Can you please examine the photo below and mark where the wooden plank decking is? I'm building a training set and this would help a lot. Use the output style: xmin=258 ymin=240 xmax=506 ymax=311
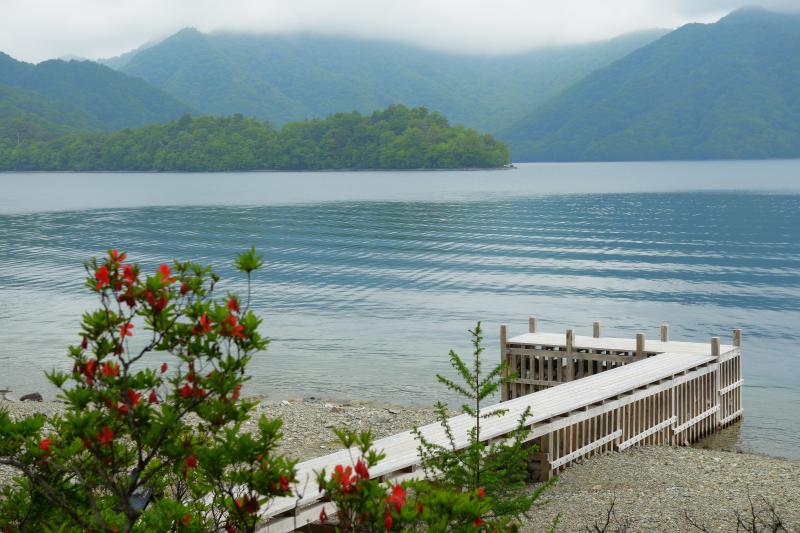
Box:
xmin=258 ymin=325 xmax=743 ymax=532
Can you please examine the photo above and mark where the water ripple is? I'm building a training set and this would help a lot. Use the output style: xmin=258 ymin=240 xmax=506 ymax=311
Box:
xmin=1 ymin=179 xmax=799 ymax=459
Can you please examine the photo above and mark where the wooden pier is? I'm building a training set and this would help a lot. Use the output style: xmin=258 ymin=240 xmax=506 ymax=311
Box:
xmin=259 ymin=320 xmax=743 ymax=532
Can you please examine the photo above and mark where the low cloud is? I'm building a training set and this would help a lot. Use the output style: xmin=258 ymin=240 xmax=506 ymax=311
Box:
xmin=0 ymin=0 xmax=797 ymax=63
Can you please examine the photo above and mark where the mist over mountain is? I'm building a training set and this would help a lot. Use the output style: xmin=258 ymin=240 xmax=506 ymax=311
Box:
xmin=115 ymin=28 xmax=666 ymax=135
xmin=505 ymin=8 xmax=800 ymax=161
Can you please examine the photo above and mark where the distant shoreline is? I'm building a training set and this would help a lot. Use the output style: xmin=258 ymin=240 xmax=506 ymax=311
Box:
xmin=0 ymin=166 xmax=513 ymax=174
xmin=6 ymin=159 xmax=800 ymax=174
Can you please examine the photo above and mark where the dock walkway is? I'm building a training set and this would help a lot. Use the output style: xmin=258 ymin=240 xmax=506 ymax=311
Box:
xmin=259 ymin=322 xmax=743 ymax=532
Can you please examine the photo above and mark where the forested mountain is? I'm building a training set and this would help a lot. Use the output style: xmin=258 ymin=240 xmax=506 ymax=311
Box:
xmin=0 ymin=84 xmax=99 ymax=142
xmin=116 ymin=29 xmax=666 ymax=134
xmin=505 ymin=9 xmax=800 ymax=161
xmin=0 ymin=105 xmax=509 ymax=171
xmin=0 ymin=52 xmax=192 ymax=137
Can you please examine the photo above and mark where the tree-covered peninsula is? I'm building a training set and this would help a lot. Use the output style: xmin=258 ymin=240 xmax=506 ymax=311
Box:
xmin=0 ymin=105 xmax=509 ymax=171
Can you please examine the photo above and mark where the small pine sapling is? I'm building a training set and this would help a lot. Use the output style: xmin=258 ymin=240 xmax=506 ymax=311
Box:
xmin=413 ymin=322 xmax=552 ymax=527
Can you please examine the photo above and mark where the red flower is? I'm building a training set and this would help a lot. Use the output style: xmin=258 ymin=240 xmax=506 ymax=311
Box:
xmin=122 ymin=264 xmax=136 ymax=285
xmin=95 ymin=265 xmax=110 ymax=289
xmin=96 ymin=426 xmax=114 ymax=446
xmin=39 ymin=438 xmax=52 ymax=453
xmin=477 ymin=486 xmax=486 ymax=499
xmin=232 ymin=385 xmax=241 ymax=400
xmin=117 ymin=403 xmax=129 ymax=415
xmin=179 ymin=384 xmax=193 ymax=398
xmin=180 ymin=282 xmax=190 ymax=295
xmin=100 ymin=361 xmax=119 ymax=378
xmin=145 ymin=289 xmax=167 ymax=313
xmin=127 ymin=388 xmax=141 ymax=407
xmin=109 ymin=249 xmax=127 ymax=263
xmin=181 ymin=514 xmax=191 ymax=527
xmin=161 ymin=362 xmax=168 ymax=373
xmin=355 ymin=459 xmax=369 ymax=479
xmin=187 ymin=372 xmax=195 ymax=383
xmin=83 ymin=359 xmax=97 ymax=383
xmin=194 ymin=313 xmax=212 ymax=335
xmin=158 ymin=263 xmax=174 ymax=284
xmin=186 ymin=454 xmax=197 ymax=469
xmin=227 ymin=296 xmax=240 ymax=312
xmin=223 ymin=314 xmax=245 ymax=338
xmin=235 ymin=498 xmax=243 ymax=508
xmin=333 ymin=465 xmax=355 ymax=493
xmin=319 ymin=508 xmax=328 ymax=523
xmin=384 ymin=511 xmax=393 ymax=530
xmin=279 ymin=475 xmax=290 ymax=492
xmin=148 ymin=390 xmax=158 ymax=404
xmin=119 ymin=323 xmax=134 ymax=337
xmin=387 ymin=484 xmax=406 ymax=512
xmin=417 ymin=501 xmax=424 ymax=514
xmin=473 ymin=517 xmax=484 ymax=527
xmin=117 ymin=290 xmax=136 ymax=307
xmin=80 ymin=336 xmax=88 ymax=350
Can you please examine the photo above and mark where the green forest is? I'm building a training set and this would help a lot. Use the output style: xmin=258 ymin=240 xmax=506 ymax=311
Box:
xmin=0 ymin=105 xmax=510 ymax=171
xmin=504 ymin=9 xmax=800 ymax=161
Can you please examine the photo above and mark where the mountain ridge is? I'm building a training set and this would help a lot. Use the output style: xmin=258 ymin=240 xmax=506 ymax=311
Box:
xmin=0 ymin=52 xmax=193 ymax=136
xmin=115 ymin=28 xmax=667 ymax=135
xmin=504 ymin=8 xmax=800 ymax=161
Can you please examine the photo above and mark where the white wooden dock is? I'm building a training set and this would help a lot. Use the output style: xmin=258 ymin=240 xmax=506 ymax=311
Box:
xmin=258 ymin=321 xmax=743 ymax=532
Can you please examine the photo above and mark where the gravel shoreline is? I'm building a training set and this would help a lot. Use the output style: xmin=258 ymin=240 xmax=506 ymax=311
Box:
xmin=524 ymin=446 xmax=799 ymax=532
xmin=2 ymin=399 xmax=797 ymax=532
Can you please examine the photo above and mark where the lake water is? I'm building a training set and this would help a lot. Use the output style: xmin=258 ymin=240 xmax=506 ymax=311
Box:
xmin=1 ymin=161 xmax=799 ymax=459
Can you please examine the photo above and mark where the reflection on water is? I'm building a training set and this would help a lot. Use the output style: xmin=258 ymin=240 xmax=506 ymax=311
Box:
xmin=694 ymin=421 xmax=744 ymax=453
xmin=0 ymin=163 xmax=799 ymax=459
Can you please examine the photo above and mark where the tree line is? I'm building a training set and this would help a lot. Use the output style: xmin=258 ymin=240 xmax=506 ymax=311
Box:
xmin=0 ymin=105 xmax=509 ymax=171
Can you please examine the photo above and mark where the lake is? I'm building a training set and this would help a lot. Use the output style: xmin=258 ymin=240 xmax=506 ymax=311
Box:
xmin=1 ymin=160 xmax=799 ymax=459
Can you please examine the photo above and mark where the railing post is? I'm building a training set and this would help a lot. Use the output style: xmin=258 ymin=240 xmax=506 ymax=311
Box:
xmin=538 ymin=432 xmax=552 ymax=481
xmin=500 ymin=325 xmax=509 ymax=401
xmin=660 ymin=323 xmax=669 ymax=343
xmin=732 ymin=328 xmax=742 ymax=422
xmin=636 ymin=332 xmax=645 ymax=360
xmin=593 ymin=321 xmax=601 ymax=338
xmin=711 ymin=336 xmax=721 ymax=427
xmin=566 ymin=329 xmax=575 ymax=381
xmin=529 ymin=316 xmax=537 ymax=334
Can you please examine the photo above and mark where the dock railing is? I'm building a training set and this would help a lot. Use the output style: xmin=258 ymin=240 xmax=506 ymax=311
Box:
xmin=259 ymin=320 xmax=743 ymax=531
xmin=500 ymin=319 xmax=743 ymax=479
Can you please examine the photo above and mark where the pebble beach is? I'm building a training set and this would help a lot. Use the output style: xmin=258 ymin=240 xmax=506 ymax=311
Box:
xmin=1 ymin=398 xmax=797 ymax=532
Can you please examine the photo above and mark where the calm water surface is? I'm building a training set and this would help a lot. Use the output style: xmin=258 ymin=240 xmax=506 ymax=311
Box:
xmin=1 ymin=161 xmax=799 ymax=459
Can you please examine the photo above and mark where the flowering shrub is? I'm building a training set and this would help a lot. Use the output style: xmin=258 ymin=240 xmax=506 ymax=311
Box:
xmin=0 ymin=251 xmax=551 ymax=532
xmin=315 ymin=430 xmax=494 ymax=532
xmin=0 ymin=248 xmax=295 ymax=532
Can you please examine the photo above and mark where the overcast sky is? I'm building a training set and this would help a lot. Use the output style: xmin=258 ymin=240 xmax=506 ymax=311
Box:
xmin=1 ymin=0 xmax=798 ymax=63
